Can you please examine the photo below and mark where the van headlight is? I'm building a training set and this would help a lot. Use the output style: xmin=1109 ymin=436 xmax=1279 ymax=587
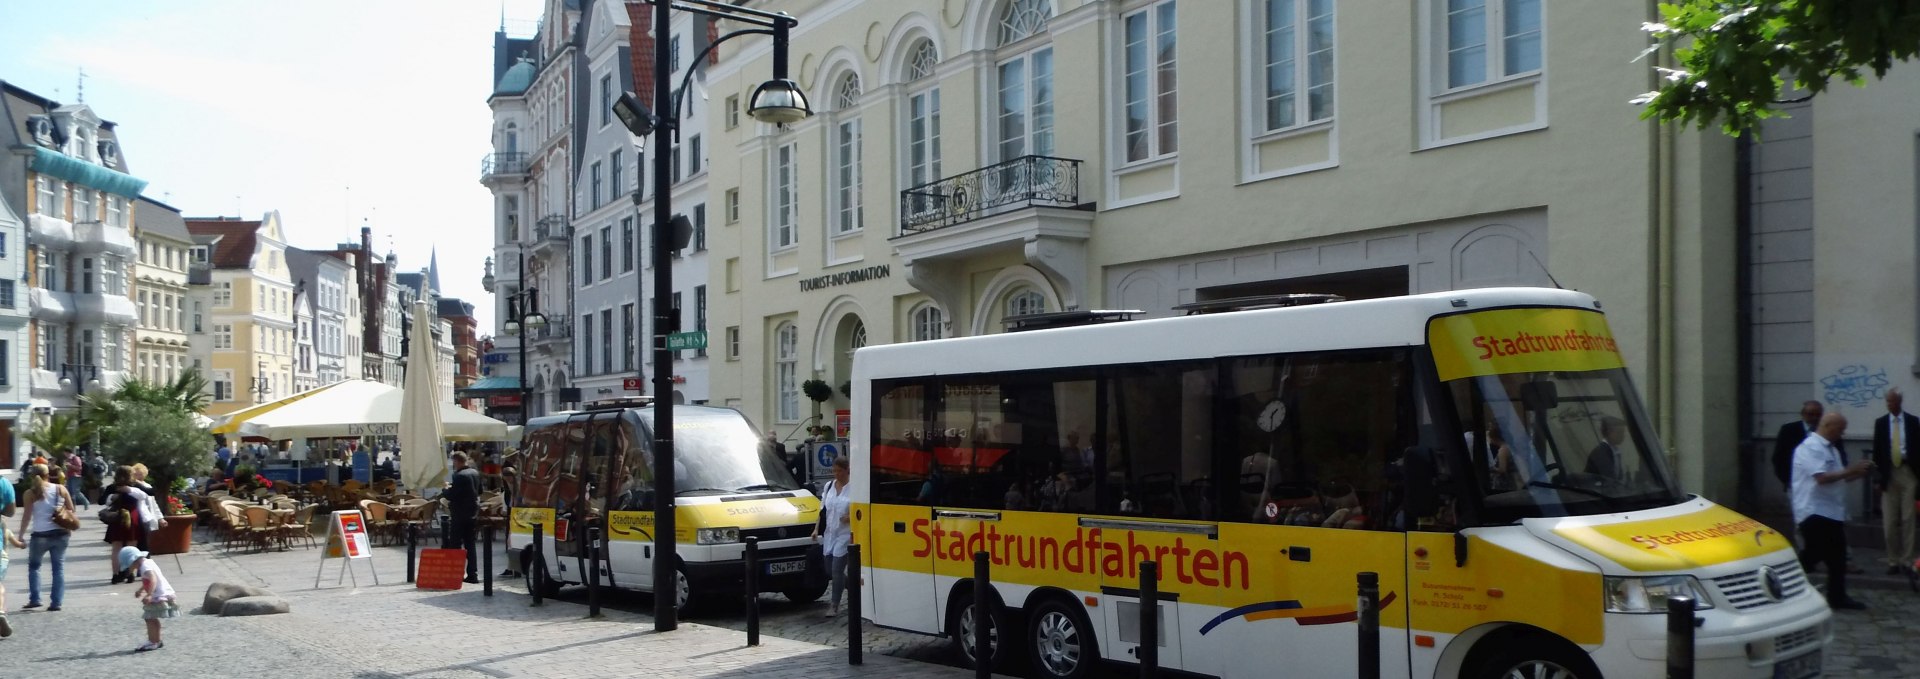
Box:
xmin=1604 ymin=575 xmax=1715 ymax=613
xmin=696 ymin=527 xmax=740 ymax=545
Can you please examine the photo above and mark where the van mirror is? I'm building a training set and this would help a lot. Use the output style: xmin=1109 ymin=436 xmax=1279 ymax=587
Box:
xmin=1402 ymin=446 xmax=1440 ymax=517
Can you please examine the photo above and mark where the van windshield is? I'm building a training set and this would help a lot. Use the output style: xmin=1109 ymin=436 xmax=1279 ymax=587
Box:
xmin=635 ymin=408 xmax=800 ymax=495
xmin=1446 ymin=368 xmax=1685 ymax=523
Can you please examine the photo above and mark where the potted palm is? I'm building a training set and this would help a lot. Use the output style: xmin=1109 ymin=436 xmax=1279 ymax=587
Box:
xmin=91 ymin=375 xmax=215 ymax=556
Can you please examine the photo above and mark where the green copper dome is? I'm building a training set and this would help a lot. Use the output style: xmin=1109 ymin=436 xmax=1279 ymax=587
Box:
xmin=494 ymin=60 xmax=534 ymax=96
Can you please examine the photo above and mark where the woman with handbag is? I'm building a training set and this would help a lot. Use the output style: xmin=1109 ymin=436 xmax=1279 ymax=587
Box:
xmin=103 ymin=466 xmax=150 ymax=584
xmin=810 ymin=455 xmax=855 ymax=617
xmin=13 ymin=464 xmax=78 ymax=611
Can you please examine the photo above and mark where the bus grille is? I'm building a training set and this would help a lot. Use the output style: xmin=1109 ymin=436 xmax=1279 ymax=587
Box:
xmin=740 ymin=524 xmax=811 ymax=542
xmin=1774 ymin=624 xmax=1821 ymax=658
xmin=1710 ymin=561 xmax=1808 ymax=610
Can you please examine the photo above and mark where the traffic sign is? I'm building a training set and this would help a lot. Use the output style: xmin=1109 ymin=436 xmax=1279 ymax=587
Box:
xmin=622 ymin=377 xmax=645 ymax=391
xmin=667 ymin=331 xmax=707 ymax=351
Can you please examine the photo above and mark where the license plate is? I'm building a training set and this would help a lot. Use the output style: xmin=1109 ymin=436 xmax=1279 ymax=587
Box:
xmin=766 ymin=560 xmax=807 ymax=575
xmin=1773 ymin=650 xmax=1821 ymax=679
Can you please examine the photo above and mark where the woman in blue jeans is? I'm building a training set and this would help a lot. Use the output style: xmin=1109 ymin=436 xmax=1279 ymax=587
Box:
xmin=13 ymin=464 xmax=75 ymax=611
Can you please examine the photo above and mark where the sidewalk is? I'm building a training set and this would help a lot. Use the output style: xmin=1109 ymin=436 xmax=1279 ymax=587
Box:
xmin=0 ymin=527 xmax=984 ymax=679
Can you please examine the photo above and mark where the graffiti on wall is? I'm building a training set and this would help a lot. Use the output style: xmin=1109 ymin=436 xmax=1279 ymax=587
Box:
xmin=1819 ymin=364 xmax=1892 ymax=408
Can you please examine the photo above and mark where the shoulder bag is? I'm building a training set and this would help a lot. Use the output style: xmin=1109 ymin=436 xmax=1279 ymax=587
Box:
xmin=51 ymin=488 xmax=80 ymax=532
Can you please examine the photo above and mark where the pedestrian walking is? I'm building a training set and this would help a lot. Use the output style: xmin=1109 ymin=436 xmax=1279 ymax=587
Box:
xmin=104 ymin=466 xmax=151 ymax=583
xmin=119 ymin=546 xmax=175 ymax=652
xmin=1793 ymin=412 xmax=1873 ymax=609
xmin=0 ymin=469 xmax=16 ymax=636
xmin=443 ymin=451 xmax=483 ymax=584
xmin=810 ymin=455 xmax=853 ymax=617
xmin=15 ymin=464 xmax=77 ymax=611
xmin=62 ymin=451 xmax=88 ymax=509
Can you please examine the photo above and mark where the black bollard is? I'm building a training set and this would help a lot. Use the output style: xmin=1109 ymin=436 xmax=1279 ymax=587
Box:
xmin=586 ymin=524 xmax=602 ymax=618
xmin=406 ymin=522 xmax=417 ymax=583
xmin=1139 ymin=561 xmax=1158 ymax=679
xmin=974 ymin=551 xmax=992 ymax=679
xmin=530 ymin=523 xmax=544 ymax=607
xmin=1666 ymin=596 xmax=1695 ymax=679
xmin=440 ymin=515 xmax=450 ymax=547
xmin=1358 ymin=572 xmax=1380 ymax=679
xmin=744 ymin=537 xmax=760 ymax=646
xmin=848 ymin=543 xmax=863 ymax=665
xmin=483 ymin=525 xmax=495 ymax=597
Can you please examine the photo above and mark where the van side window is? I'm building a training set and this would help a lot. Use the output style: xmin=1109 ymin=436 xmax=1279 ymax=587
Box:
xmin=872 ymin=381 xmax=929 ymax=506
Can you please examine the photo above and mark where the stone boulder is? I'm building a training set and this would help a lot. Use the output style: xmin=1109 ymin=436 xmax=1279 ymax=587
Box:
xmin=202 ymin=582 xmax=275 ymax=614
xmin=220 ymin=596 xmax=291 ymax=617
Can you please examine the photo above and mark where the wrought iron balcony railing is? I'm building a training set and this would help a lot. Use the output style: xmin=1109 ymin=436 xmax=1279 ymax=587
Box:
xmin=899 ymin=155 xmax=1082 ymax=235
xmin=533 ymin=214 xmax=569 ymax=242
xmin=529 ymin=318 xmax=570 ymax=343
xmin=481 ymin=152 xmax=529 ymax=179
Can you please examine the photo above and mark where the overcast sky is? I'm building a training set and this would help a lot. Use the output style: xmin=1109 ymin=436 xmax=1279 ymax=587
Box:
xmin=1 ymin=0 xmax=550 ymax=332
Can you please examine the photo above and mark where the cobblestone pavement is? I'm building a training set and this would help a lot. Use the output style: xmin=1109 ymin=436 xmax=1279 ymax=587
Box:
xmin=0 ymin=526 xmax=987 ymax=679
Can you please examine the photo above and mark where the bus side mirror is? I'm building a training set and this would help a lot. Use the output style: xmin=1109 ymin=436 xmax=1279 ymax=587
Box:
xmin=1403 ymin=446 xmax=1440 ymax=517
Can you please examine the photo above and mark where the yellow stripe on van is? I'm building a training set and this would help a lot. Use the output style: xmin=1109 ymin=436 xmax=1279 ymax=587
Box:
xmin=1428 ymin=308 xmax=1625 ymax=381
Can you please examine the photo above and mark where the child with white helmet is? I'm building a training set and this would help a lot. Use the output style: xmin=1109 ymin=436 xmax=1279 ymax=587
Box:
xmin=118 ymin=545 xmax=175 ymax=652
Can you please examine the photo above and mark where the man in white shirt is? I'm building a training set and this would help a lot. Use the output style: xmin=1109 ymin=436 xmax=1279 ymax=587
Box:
xmin=1873 ymin=388 xmax=1920 ymax=575
xmin=1793 ymin=412 xmax=1873 ymax=609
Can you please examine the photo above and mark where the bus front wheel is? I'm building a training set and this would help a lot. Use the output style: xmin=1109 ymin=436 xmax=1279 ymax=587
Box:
xmin=947 ymin=590 xmax=1013 ymax=672
xmin=1026 ymin=598 xmax=1099 ymax=679
xmin=1468 ymin=633 xmax=1596 ymax=679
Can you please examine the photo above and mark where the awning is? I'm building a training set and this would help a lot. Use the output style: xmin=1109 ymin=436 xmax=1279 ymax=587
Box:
xmin=209 ymin=382 xmax=346 ymax=435
xmin=456 ymin=375 xmax=521 ymax=396
xmin=29 ymin=147 xmax=148 ymax=198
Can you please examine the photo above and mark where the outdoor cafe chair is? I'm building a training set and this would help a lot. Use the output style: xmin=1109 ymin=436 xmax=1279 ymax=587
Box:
xmin=218 ymin=501 xmax=250 ymax=550
xmin=281 ymin=504 xmax=318 ymax=549
xmin=242 ymin=505 xmax=278 ymax=552
xmin=358 ymin=499 xmax=398 ymax=546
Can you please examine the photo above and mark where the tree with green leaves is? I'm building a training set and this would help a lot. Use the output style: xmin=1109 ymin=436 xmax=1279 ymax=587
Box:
xmin=20 ymin=412 xmax=92 ymax=466
xmin=99 ymin=402 xmax=211 ymax=504
xmin=81 ymin=373 xmax=211 ymax=431
xmin=1639 ymin=1 xmax=1920 ymax=134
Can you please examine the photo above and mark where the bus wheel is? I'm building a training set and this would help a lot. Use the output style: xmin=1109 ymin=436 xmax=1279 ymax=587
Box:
xmin=1471 ymin=638 xmax=1594 ymax=679
xmin=947 ymin=592 xmax=1011 ymax=671
xmin=674 ymin=566 xmax=698 ymax=617
xmin=1027 ymin=598 xmax=1098 ymax=679
xmin=782 ymin=582 xmax=827 ymax=604
xmin=534 ymin=561 xmax=563 ymax=598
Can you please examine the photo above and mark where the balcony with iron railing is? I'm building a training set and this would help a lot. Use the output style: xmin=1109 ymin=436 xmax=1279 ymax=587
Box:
xmin=529 ymin=214 xmax=570 ymax=257
xmin=899 ymin=155 xmax=1082 ymax=235
xmin=527 ymin=318 xmax=570 ymax=346
xmin=481 ymin=152 xmax=529 ymax=181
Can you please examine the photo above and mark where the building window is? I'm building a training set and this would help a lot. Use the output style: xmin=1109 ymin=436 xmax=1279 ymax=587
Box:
xmin=35 ymin=176 xmax=62 ymax=219
xmin=213 ymin=324 xmax=232 ymax=350
xmin=213 ymin=369 xmax=234 ymax=401
xmin=215 ymin=281 xmax=232 ymax=307
xmin=670 ymin=144 xmax=682 ymax=185
xmin=81 ymin=257 xmax=95 ymax=294
xmin=623 ymin=303 xmax=636 ymax=372
xmin=0 ymin=339 xmax=8 ymax=386
xmin=669 ymin=35 xmax=681 ymax=73
xmin=911 ymin=304 xmax=945 ymax=341
xmin=581 ymin=313 xmax=594 ymax=374
xmin=996 ymin=0 xmax=1055 ymax=161
xmin=611 ymin=149 xmax=624 ymax=197
xmin=102 ymin=325 xmax=120 ymax=371
xmin=725 ymin=94 xmax=740 ymax=129
xmin=1443 ymin=0 xmax=1540 ymax=90
xmin=905 ymin=41 xmax=943 ymax=199
xmin=0 ymin=281 xmax=13 ymax=309
xmin=725 ymin=326 xmax=740 ymax=360
xmin=832 ymin=75 xmax=864 ymax=236
xmin=600 ymin=225 xmax=612 ymax=281
xmin=106 ymin=196 xmax=126 ymax=228
xmin=771 ymin=143 xmax=797 ymax=250
xmin=1120 ymin=1 xmax=1177 ymax=163
xmin=775 ymin=322 xmax=798 ymax=422
xmin=693 ymin=204 xmax=707 ymax=251
xmin=694 ymin=285 xmax=707 ymax=358
xmin=139 ymin=291 xmax=150 ymax=326
xmin=193 ymin=300 xmax=204 ymax=333
xmin=80 ymin=328 xmax=96 ymax=365
xmin=621 ymin=217 xmax=635 ymax=272
xmin=601 ymin=308 xmax=613 ymax=373
xmin=35 ymin=250 xmax=56 ymax=293
xmin=1006 ymin=288 xmax=1047 ymax=318
xmin=600 ymin=73 xmax=612 ymax=127
xmin=725 ymin=188 xmax=740 ymax=223
xmin=581 ymin=234 xmax=594 ymax=284
xmin=0 ymin=233 xmax=7 ymax=258
xmin=688 ymin=134 xmax=702 ymax=176
xmin=1262 ymin=0 xmax=1335 ymax=131
xmin=102 ymin=255 xmax=124 ymax=295
xmin=74 ymin=187 xmax=96 ymax=223
xmin=37 ymin=324 xmax=59 ymax=370
xmin=590 ymin=161 xmax=603 ymax=211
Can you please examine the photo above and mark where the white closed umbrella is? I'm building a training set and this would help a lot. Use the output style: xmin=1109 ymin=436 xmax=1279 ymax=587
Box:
xmin=399 ymin=300 xmax=448 ymax=493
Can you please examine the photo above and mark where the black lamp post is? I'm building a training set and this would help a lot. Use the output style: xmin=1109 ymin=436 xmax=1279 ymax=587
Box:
xmin=613 ymin=0 xmax=810 ymax=631
xmin=58 ymin=363 xmax=101 ymax=396
xmin=497 ymin=252 xmax=546 ymax=425
xmin=251 ymin=360 xmax=271 ymax=402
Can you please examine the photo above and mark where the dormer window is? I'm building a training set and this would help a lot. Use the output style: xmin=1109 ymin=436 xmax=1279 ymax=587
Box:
xmin=192 ymin=246 xmax=210 ymax=263
xmin=26 ymin=116 xmax=55 ymax=146
xmin=97 ymin=140 xmax=119 ymax=167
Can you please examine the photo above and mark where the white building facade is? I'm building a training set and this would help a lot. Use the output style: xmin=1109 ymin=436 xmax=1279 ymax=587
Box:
xmin=0 ymin=192 xmax=30 ymax=466
xmin=132 ymin=197 xmax=193 ymax=387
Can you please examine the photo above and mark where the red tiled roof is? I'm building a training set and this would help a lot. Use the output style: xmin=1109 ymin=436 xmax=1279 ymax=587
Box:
xmin=183 ymin=219 xmax=260 ymax=269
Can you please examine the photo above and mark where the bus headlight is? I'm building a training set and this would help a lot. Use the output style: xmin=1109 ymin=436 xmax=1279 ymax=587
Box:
xmin=1604 ymin=575 xmax=1715 ymax=613
xmin=696 ymin=527 xmax=740 ymax=545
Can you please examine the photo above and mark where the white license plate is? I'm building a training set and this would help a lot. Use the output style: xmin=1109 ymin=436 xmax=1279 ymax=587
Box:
xmin=1773 ymin=650 xmax=1821 ymax=679
xmin=766 ymin=560 xmax=806 ymax=575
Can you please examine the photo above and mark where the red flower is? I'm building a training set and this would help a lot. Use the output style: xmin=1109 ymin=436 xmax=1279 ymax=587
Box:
xmin=254 ymin=474 xmax=273 ymax=489
xmin=165 ymin=496 xmax=188 ymax=515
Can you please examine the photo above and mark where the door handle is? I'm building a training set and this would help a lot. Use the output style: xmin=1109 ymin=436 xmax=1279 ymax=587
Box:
xmin=1282 ymin=546 xmax=1311 ymax=562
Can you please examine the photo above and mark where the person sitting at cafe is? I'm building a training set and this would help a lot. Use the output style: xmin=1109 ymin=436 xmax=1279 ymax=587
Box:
xmin=203 ymin=470 xmax=230 ymax=493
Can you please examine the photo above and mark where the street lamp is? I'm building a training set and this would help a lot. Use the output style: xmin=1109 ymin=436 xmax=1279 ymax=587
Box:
xmin=499 ymin=251 xmax=545 ymax=425
xmin=58 ymin=363 xmax=102 ymax=395
xmin=252 ymin=360 xmax=271 ymax=402
xmin=615 ymin=0 xmax=809 ymax=631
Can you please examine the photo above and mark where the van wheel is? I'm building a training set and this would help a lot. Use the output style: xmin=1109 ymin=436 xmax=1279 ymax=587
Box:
xmin=534 ymin=560 xmax=564 ymax=598
xmin=783 ymin=582 xmax=827 ymax=604
xmin=947 ymin=591 xmax=1013 ymax=671
xmin=1470 ymin=637 xmax=1594 ymax=679
xmin=673 ymin=565 xmax=698 ymax=617
xmin=1027 ymin=598 xmax=1098 ymax=679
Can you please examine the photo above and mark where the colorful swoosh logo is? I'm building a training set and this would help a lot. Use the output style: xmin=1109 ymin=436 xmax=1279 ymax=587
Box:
xmin=1198 ymin=592 xmax=1398 ymax=635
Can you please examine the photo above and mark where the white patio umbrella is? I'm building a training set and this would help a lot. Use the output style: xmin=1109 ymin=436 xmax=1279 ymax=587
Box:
xmin=399 ymin=299 xmax=447 ymax=493
xmin=236 ymin=380 xmax=509 ymax=440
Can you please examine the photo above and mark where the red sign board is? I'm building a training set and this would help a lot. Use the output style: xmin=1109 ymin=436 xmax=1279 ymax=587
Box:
xmin=490 ymin=394 xmax=523 ymax=407
xmin=415 ymin=549 xmax=468 ymax=590
xmin=622 ymin=377 xmax=645 ymax=391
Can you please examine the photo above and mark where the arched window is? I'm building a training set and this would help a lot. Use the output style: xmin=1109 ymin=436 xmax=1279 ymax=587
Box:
xmin=1005 ymin=288 xmax=1046 ymax=319
xmin=911 ymin=304 xmax=946 ymax=342
xmin=775 ymin=323 xmax=799 ymax=422
xmin=848 ymin=320 xmax=868 ymax=354
xmin=908 ymin=40 xmax=939 ymax=81
xmin=504 ymin=122 xmax=519 ymax=155
xmin=835 ymin=73 xmax=862 ymax=110
xmin=904 ymin=39 xmax=943 ymax=208
xmin=832 ymin=73 xmax=864 ymax=236
xmin=994 ymin=0 xmax=1055 ymax=160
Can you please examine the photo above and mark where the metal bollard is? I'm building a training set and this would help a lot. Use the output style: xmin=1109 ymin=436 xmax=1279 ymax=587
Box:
xmin=406 ymin=522 xmax=417 ymax=583
xmin=586 ymin=525 xmax=602 ymax=618
xmin=848 ymin=543 xmax=864 ymax=665
xmin=483 ymin=526 xmax=495 ymax=597
xmin=1358 ymin=572 xmax=1380 ymax=679
xmin=744 ymin=537 xmax=761 ymax=646
xmin=1666 ymin=596 xmax=1696 ymax=679
xmin=530 ymin=523 xmax=544 ymax=607
xmin=440 ymin=515 xmax=450 ymax=547
xmin=1139 ymin=561 xmax=1158 ymax=679
xmin=975 ymin=551 xmax=992 ymax=679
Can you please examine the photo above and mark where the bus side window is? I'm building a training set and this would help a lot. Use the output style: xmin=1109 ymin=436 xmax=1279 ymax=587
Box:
xmin=1104 ymin=361 xmax=1215 ymax=521
xmin=872 ymin=381 xmax=931 ymax=506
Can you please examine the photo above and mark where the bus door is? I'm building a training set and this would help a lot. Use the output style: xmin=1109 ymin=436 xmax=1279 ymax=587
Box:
xmin=868 ymin=381 xmax=942 ymax=634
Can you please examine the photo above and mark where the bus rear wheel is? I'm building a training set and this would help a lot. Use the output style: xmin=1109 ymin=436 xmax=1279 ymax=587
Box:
xmin=1026 ymin=598 xmax=1098 ymax=679
xmin=782 ymin=582 xmax=827 ymax=604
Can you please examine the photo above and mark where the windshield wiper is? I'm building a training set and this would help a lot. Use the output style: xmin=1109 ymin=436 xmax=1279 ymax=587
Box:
xmin=1527 ymin=481 xmax=1623 ymax=509
xmin=734 ymin=484 xmax=794 ymax=492
xmin=676 ymin=487 xmax=732 ymax=496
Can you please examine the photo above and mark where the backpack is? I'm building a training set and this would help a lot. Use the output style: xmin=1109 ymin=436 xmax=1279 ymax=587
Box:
xmin=88 ymin=457 xmax=108 ymax=479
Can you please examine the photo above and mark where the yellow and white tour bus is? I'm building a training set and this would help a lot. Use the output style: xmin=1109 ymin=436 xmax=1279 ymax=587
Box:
xmin=850 ymin=288 xmax=1826 ymax=679
xmin=515 ymin=399 xmax=824 ymax=614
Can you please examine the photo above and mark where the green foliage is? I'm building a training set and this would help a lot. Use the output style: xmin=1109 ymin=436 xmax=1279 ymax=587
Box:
xmin=21 ymin=412 xmax=92 ymax=463
xmin=100 ymin=402 xmax=211 ymax=501
xmin=83 ymin=374 xmax=212 ymax=432
xmin=801 ymin=379 xmax=833 ymax=403
xmin=1639 ymin=1 xmax=1920 ymax=134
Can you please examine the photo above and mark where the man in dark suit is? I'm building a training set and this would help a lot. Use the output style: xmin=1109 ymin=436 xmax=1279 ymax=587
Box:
xmin=1874 ymin=388 xmax=1920 ymax=575
xmin=1774 ymin=401 xmax=1824 ymax=491
xmin=443 ymin=451 xmax=484 ymax=583
xmin=1584 ymin=416 xmax=1630 ymax=481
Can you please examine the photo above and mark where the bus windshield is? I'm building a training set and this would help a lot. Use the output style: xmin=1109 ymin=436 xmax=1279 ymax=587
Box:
xmin=633 ymin=408 xmax=800 ymax=495
xmin=1447 ymin=367 xmax=1685 ymax=523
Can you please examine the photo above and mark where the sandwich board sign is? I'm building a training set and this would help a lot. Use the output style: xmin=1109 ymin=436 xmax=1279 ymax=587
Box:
xmin=315 ymin=509 xmax=379 ymax=589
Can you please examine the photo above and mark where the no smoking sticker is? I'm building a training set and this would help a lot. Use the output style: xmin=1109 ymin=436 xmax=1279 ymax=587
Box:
xmin=1265 ymin=502 xmax=1280 ymax=519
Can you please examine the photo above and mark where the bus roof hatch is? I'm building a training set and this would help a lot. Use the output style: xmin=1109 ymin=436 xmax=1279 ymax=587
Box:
xmin=1172 ymin=293 xmax=1345 ymax=316
xmin=1003 ymin=309 xmax=1143 ymax=333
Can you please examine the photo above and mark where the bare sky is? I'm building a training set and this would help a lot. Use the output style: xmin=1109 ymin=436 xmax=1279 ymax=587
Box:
xmin=1 ymin=0 xmax=549 ymax=333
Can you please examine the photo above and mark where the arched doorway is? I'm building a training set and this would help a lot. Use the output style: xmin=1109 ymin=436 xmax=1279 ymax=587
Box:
xmin=531 ymin=372 xmax=547 ymax=420
xmin=550 ymin=370 xmax=568 ymax=414
xmin=830 ymin=315 xmax=867 ymax=414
